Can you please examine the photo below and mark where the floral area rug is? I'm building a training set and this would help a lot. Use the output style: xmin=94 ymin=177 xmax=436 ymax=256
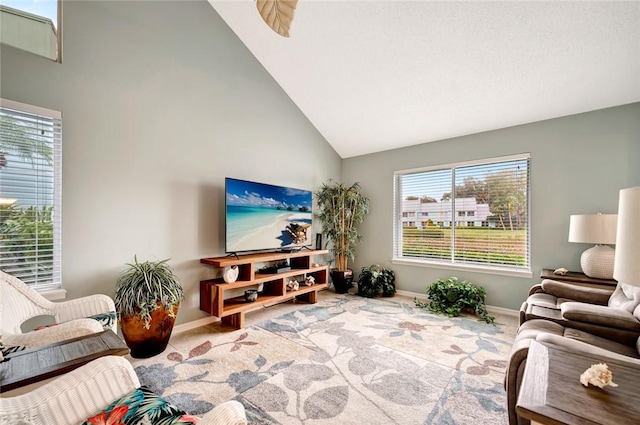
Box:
xmin=132 ymin=295 xmax=518 ymax=425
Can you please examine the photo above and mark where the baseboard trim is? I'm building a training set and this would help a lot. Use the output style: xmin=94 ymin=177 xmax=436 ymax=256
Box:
xmin=396 ymin=289 xmax=427 ymax=300
xmin=172 ymin=290 xmax=519 ymax=334
xmin=485 ymin=305 xmax=519 ymax=317
xmin=173 ymin=316 xmax=219 ymax=335
xmin=395 ymin=289 xmax=518 ymax=317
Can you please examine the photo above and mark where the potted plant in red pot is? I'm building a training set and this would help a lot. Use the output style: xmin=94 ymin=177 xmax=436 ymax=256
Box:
xmin=315 ymin=180 xmax=370 ymax=293
xmin=114 ymin=256 xmax=184 ymax=358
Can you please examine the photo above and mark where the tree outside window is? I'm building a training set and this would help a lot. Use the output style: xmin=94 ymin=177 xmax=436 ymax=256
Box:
xmin=0 ymin=100 xmax=61 ymax=290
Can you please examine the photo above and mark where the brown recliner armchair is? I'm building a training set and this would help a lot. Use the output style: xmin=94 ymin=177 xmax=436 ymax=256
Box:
xmin=519 ymin=279 xmax=640 ymax=346
xmin=505 ymin=318 xmax=640 ymax=425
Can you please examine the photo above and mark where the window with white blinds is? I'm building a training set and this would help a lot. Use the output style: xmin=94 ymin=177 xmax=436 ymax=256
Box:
xmin=0 ymin=99 xmax=62 ymax=291
xmin=393 ymin=153 xmax=530 ymax=274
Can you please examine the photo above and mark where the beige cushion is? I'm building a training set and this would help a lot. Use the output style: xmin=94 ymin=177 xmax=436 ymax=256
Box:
xmin=561 ymin=302 xmax=640 ymax=331
xmin=540 ymin=279 xmax=611 ymax=305
xmin=526 ymin=293 xmax=572 ymax=310
xmin=515 ymin=319 xmax=566 ymax=340
xmin=536 ymin=333 xmax=640 ymax=362
xmin=561 ymin=327 xmax=640 ymax=358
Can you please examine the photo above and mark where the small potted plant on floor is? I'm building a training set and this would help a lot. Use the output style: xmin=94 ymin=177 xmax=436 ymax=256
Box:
xmin=414 ymin=276 xmax=495 ymax=324
xmin=114 ymin=256 xmax=184 ymax=358
xmin=315 ymin=180 xmax=369 ymax=294
xmin=357 ymin=264 xmax=396 ymax=298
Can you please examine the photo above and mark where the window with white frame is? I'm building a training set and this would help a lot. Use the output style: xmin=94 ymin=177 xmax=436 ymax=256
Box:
xmin=0 ymin=99 xmax=62 ymax=291
xmin=0 ymin=0 xmax=61 ymax=62
xmin=393 ymin=153 xmax=530 ymax=275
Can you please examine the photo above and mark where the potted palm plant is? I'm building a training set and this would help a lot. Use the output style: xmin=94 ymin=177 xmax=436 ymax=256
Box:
xmin=315 ymin=180 xmax=370 ymax=293
xmin=114 ymin=256 xmax=184 ymax=358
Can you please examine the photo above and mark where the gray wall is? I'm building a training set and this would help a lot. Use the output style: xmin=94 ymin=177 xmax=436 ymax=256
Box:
xmin=0 ymin=1 xmax=341 ymax=324
xmin=2 ymin=1 xmax=638 ymax=319
xmin=344 ymin=103 xmax=640 ymax=310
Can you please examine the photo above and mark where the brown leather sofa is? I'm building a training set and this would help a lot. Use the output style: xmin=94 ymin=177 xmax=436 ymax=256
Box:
xmin=505 ymin=318 xmax=640 ymax=425
xmin=519 ymin=279 xmax=640 ymax=346
xmin=507 ymin=280 xmax=640 ymax=425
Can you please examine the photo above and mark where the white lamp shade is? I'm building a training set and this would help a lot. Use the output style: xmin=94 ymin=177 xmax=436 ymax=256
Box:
xmin=614 ymin=187 xmax=640 ymax=286
xmin=568 ymin=214 xmax=618 ymax=244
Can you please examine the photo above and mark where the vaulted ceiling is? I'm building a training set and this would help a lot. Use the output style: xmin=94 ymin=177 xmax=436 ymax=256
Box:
xmin=209 ymin=1 xmax=640 ymax=158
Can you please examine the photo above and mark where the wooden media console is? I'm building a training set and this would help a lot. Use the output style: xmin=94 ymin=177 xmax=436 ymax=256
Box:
xmin=200 ymin=249 xmax=329 ymax=329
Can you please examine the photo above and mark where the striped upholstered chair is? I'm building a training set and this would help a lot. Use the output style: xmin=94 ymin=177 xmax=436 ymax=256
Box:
xmin=0 ymin=270 xmax=116 ymax=349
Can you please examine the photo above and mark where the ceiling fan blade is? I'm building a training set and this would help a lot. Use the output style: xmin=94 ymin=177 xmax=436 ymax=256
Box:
xmin=256 ymin=0 xmax=298 ymax=38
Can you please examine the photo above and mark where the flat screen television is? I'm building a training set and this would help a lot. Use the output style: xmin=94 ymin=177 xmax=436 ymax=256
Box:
xmin=225 ymin=177 xmax=313 ymax=254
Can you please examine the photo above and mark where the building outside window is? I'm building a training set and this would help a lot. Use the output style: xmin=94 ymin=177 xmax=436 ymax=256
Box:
xmin=0 ymin=99 xmax=62 ymax=291
xmin=393 ymin=153 xmax=530 ymax=275
xmin=400 ymin=197 xmax=491 ymax=228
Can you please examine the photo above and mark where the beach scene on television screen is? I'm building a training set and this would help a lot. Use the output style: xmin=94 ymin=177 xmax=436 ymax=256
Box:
xmin=226 ymin=179 xmax=313 ymax=252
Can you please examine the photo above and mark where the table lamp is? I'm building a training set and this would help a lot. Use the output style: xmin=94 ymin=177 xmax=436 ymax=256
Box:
xmin=568 ymin=213 xmax=617 ymax=279
xmin=614 ymin=187 xmax=640 ymax=287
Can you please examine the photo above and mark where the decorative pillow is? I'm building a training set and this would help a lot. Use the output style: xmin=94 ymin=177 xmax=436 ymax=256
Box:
xmin=83 ymin=386 xmax=200 ymax=425
xmin=1 ymin=344 xmax=26 ymax=356
xmin=88 ymin=311 xmax=117 ymax=330
xmin=34 ymin=323 xmax=59 ymax=331
xmin=1 ymin=343 xmax=25 ymax=362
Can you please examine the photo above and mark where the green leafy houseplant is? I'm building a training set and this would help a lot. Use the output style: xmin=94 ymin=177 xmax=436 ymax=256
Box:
xmin=357 ymin=264 xmax=396 ymax=298
xmin=114 ymin=256 xmax=185 ymax=358
xmin=415 ymin=276 xmax=495 ymax=324
xmin=315 ymin=180 xmax=370 ymax=293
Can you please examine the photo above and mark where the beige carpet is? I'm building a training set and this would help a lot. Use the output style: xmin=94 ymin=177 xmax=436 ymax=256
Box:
xmin=131 ymin=294 xmax=518 ymax=425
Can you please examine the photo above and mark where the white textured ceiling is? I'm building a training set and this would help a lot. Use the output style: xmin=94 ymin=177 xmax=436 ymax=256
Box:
xmin=209 ymin=1 xmax=640 ymax=158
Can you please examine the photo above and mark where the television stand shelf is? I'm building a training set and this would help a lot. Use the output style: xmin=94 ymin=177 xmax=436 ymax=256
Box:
xmin=200 ymin=250 xmax=329 ymax=329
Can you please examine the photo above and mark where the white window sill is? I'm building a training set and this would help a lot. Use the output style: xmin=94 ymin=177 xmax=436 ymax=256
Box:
xmin=391 ymin=257 xmax=532 ymax=278
xmin=40 ymin=288 xmax=67 ymax=301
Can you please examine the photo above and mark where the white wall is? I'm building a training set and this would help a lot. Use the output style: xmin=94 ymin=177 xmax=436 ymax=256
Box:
xmin=344 ymin=103 xmax=640 ymax=310
xmin=0 ymin=0 xmax=341 ymax=324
